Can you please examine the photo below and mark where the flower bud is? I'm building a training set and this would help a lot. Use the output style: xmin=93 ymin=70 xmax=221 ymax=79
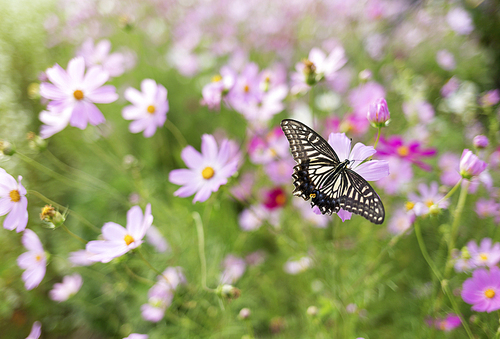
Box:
xmin=238 ymin=308 xmax=251 ymax=320
xmin=473 ymin=135 xmax=489 ymax=149
xmin=302 ymin=59 xmax=317 ymax=86
xmin=367 ymin=98 xmax=390 ymax=128
xmin=27 ymin=132 xmax=47 ymax=152
xmin=306 ymin=306 xmax=318 ymax=316
xmin=216 ymin=284 xmax=241 ymax=300
xmin=40 ymin=205 xmax=65 ymax=228
xmin=459 ymin=149 xmax=487 ymax=179
xmin=0 ymin=140 xmax=15 ymax=156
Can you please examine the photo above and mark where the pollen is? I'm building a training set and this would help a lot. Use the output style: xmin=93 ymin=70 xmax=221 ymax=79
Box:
xmin=35 ymin=254 xmax=42 ymax=262
xmin=124 ymin=234 xmax=135 ymax=246
xmin=202 ymin=166 xmax=215 ymax=179
xmin=309 ymin=193 xmax=316 ymax=198
xmin=244 ymin=84 xmax=250 ymax=93
xmin=425 ymin=199 xmax=434 ymax=208
xmin=484 ymin=288 xmax=495 ymax=299
xmin=40 ymin=205 xmax=55 ymax=220
xmin=9 ymin=189 xmax=21 ymax=202
xmin=147 ymin=105 xmax=156 ymax=114
xmin=211 ymin=75 xmax=222 ymax=82
xmin=479 ymin=253 xmax=488 ymax=261
xmin=405 ymin=201 xmax=415 ymax=211
xmin=73 ymin=89 xmax=84 ymax=100
xmin=397 ymin=145 xmax=409 ymax=157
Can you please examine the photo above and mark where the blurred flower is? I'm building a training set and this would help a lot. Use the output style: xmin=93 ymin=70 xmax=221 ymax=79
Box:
xmin=377 ymin=135 xmax=436 ymax=171
xmin=169 ymin=135 xmax=239 ymax=203
xmin=141 ymin=282 xmax=174 ymax=322
xmin=77 ymin=38 xmax=132 ymax=77
xmin=338 ymin=114 xmax=370 ymax=137
xmin=348 ymin=81 xmax=385 ymax=118
xmin=248 ymin=127 xmax=290 ymax=165
xmin=479 ymin=89 xmax=500 ymax=107
xmin=145 ymin=225 xmax=170 ymax=253
xmin=86 ymin=204 xmax=153 ymax=263
xmin=124 ymin=334 xmax=148 ymax=339
xmin=367 ymin=97 xmax=390 ymax=128
xmin=159 ymin=266 xmax=187 ymax=290
xmin=441 ymin=77 xmax=460 ymax=98
xmin=245 ymin=250 xmax=266 ymax=266
xmin=201 ymin=66 xmax=236 ymax=110
xmin=238 ymin=204 xmax=281 ymax=231
xmin=217 ymin=284 xmax=241 ymax=300
xmin=446 ymin=7 xmax=474 ymax=35
xmin=68 ymin=249 xmax=98 ymax=266
xmin=227 ymin=63 xmax=263 ymax=107
xmin=454 ymin=247 xmax=472 ymax=273
xmin=284 ymin=256 xmax=312 ymax=275
xmin=263 ymin=187 xmax=287 ymax=210
xmin=293 ymin=200 xmax=330 ymax=229
xmin=39 ymin=205 xmax=65 ymax=228
xmin=475 ymin=198 xmax=500 ymax=222
xmin=467 ymin=238 xmax=500 ymax=269
xmin=39 ymin=57 xmax=118 ymax=132
xmin=460 ymin=149 xmax=487 ymax=179
xmin=122 ymin=79 xmax=168 ymax=138
xmin=38 ymin=108 xmax=72 ymax=139
xmin=237 ymin=85 xmax=288 ymax=126
xmin=473 ymin=135 xmax=489 ymax=149
xmin=238 ymin=308 xmax=251 ymax=320
xmin=220 ymin=254 xmax=247 ymax=284
xmin=462 ymin=266 xmax=500 ymax=313
xmin=26 ymin=321 xmax=41 ymax=339
xmin=230 ymin=172 xmax=255 ymax=202
xmin=387 ymin=209 xmax=415 ymax=235
xmin=402 ymin=100 xmax=434 ymax=124
xmin=17 ymin=229 xmax=47 ymax=290
xmin=49 ymin=273 xmax=83 ymax=302
xmin=264 ymin=158 xmax=295 ymax=185
xmin=436 ymin=50 xmax=456 ymax=71
xmin=427 ymin=314 xmax=461 ymax=332
xmin=0 ymin=168 xmax=28 ymax=232
xmin=408 ymin=182 xmax=449 ymax=216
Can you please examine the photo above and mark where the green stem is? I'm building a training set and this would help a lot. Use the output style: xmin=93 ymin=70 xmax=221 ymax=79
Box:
xmin=373 ymin=127 xmax=381 ymax=150
xmin=414 ymin=221 xmax=473 ymax=339
xmin=165 ymin=119 xmax=188 ymax=148
xmin=60 ymin=224 xmax=86 ymax=244
xmin=438 ymin=178 xmax=463 ymax=205
xmin=137 ymin=248 xmax=164 ymax=278
xmin=27 ymin=190 xmax=100 ymax=232
xmin=445 ymin=180 xmax=470 ymax=278
xmin=192 ymin=211 xmax=214 ymax=292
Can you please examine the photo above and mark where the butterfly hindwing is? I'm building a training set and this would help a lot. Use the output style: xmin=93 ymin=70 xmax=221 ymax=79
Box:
xmin=280 ymin=119 xmax=385 ymax=224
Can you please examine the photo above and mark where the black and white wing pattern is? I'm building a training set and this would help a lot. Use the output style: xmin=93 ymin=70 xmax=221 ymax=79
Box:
xmin=280 ymin=119 xmax=385 ymax=224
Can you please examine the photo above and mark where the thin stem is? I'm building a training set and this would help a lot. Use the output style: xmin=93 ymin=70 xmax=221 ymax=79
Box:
xmin=192 ymin=211 xmax=214 ymax=292
xmin=373 ymin=127 xmax=381 ymax=150
xmin=414 ymin=221 xmax=474 ymax=339
xmin=165 ymin=119 xmax=188 ymax=148
xmin=445 ymin=180 xmax=470 ymax=278
xmin=438 ymin=178 xmax=463 ymax=205
xmin=27 ymin=190 xmax=100 ymax=232
xmin=136 ymin=248 xmax=164 ymax=278
xmin=60 ymin=224 xmax=86 ymax=244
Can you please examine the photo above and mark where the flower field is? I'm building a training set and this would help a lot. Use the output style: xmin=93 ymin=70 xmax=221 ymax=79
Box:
xmin=1 ymin=0 xmax=500 ymax=338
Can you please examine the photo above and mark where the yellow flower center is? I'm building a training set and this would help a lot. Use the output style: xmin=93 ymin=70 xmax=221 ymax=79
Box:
xmin=9 ymin=189 xmax=21 ymax=202
xmin=425 ymin=199 xmax=434 ymax=208
xmin=244 ymin=84 xmax=250 ymax=93
xmin=275 ymin=193 xmax=286 ymax=206
xmin=124 ymin=234 xmax=135 ymax=246
xmin=40 ymin=205 xmax=55 ymax=220
xmin=212 ymin=75 xmax=222 ymax=82
xmin=269 ymin=148 xmax=277 ymax=157
xmin=485 ymin=288 xmax=495 ymax=299
xmin=479 ymin=253 xmax=488 ymax=261
xmin=397 ymin=145 xmax=409 ymax=157
xmin=405 ymin=201 xmax=415 ymax=211
xmin=35 ymin=254 xmax=42 ymax=262
xmin=73 ymin=89 xmax=84 ymax=100
xmin=202 ymin=167 xmax=215 ymax=179
xmin=147 ymin=105 xmax=156 ymax=114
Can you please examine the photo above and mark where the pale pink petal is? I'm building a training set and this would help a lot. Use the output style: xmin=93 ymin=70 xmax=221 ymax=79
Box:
xmin=143 ymin=123 xmax=157 ymax=138
xmin=129 ymin=118 xmax=150 ymax=134
xmin=67 ymin=57 xmax=86 ymax=85
xmin=141 ymin=79 xmax=158 ymax=99
xmin=327 ymin=133 xmax=351 ymax=161
xmin=193 ymin=184 xmax=213 ymax=203
xmin=0 ymin=197 xmax=13 ymax=216
xmin=350 ymin=143 xmax=376 ymax=162
xmin=86 ymin=85 xmax=118 ymax=103
xmin=40 ymin=83 xmax=66 ymax=100
xmin=181 ymin=146 xmax=203 ymax=170
xmin=201 ymin=134 xmax=218 ymax=161
xmin=82 ymin=101 xmax=106 ymax=126
xmin=126 ymin=205 xmax=144 ymax=235
xmin=26 ymin=321 xmax=41 ymax=339
xmin=216 ymin=140 xmax=230 ymax=166
xmin=69 ymin=102 xmax=88 ymax=129
xmin=82 ymin=66 xmax=109 ymax=91
xmin=174 ymin=182 xmax=202 ymax=198
xmin=101 ymin=222 xmax=127 ymax=241
xmin=17 ymin=252 xmax=35 ymax=269
xmin=4 ymin=196 xmax=28 ymax=232
xmin=169 ymin=169 xmax=196 ymax=185
xmin=122 ymin=105 xmax=144 ymax=120
xmin=124 ymin=87 xmax=145 ymax=106
xmin=46 ymin=63 xmax=70 ymax=89
xmin=22 ymin=265 xmax=46 ymax=290
xmin=354 ymin=160 xmax=390 ymax=181
xmin=22 ymin=229 xmax=44 ymax=252
xmin=337 ymin=208 xmax=352 ymax=222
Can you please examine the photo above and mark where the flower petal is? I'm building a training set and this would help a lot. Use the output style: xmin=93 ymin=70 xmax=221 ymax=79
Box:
xmin=181 ymin=145 xmax=203 ymax=170
xmin=328 ymin=133 xmax=351 ymax=161
xmin=201 ymin=134 xmax=218 ymax=162
xmin=354 ymin=160 xmax=390 ymax=181
xmin=86 ymin=85 xmax=118 ymax=103
xmin=82 ymin=66 xmax=109 ymax=92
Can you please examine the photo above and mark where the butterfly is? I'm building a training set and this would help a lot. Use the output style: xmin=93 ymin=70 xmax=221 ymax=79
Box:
xmin=280 ymin=119 xmax=385 ymax=224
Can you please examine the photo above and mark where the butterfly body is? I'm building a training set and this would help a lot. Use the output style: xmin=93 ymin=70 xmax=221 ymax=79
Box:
xmin=280 ymin=119 xmax=385 ymax=224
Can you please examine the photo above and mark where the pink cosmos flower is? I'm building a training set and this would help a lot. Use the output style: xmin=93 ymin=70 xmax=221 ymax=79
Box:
xmin=77 ymin=38 xmax=132 ymax=77
xmin=230 ymin=172 xmax=255 ymax=202
xmin=248 ymin=127 xmax=290 ymax=165
xmin=39 ymin=107 xmax=73 ymax=139
xmin=475 ymin=198 xmax=500 ymax=222
xmin=238 ymin=204 xmax=281 ymax=231
xmin=387 ymin=209 xmax=415 ymax=235
xmin=407 ymin=182 xmax=449 ymax=216
xmin=122 ymin=79 xmax=169 ymax=138
xmin=402 ymin=100 xmax=435 ymax=124
xmin=124 ymin=334 xmax=148 ymax=339
xmin=462 ymin=266 xmax=500 ymax=313
xmin=49 ymin=273 xmax=83 ymax=302
xmin=473 ymin=135 xmax=489 ymax=149
xmin=348 ymin=81 xmax=386 ymax=118
xmin=367 ymin=97 xmax=390 ymax=127
xmin=436 ymin=50 xmax=456 ymax=71
xmin=479 ymin=89 xmax=500 ymax=107
xmin=141 ymin=282 xmax=174 ymax=322
xmin=17 ymin=229 xmax=47 ymax=290
xmin=220 ymin=255 xmax=247 ymax=284
xmin=460 ymin=149 xmax=487 ymax=179
xmin=376 ymin=157 xmax=413 ymax=195
xmin=26 ymin=321 xmax=41 ymax=339
xmin=283 ymin=256 xmax=313 ymax=275
xmin=160 ymin=266 xmax=187 ymax=290
xmin=68 ymin=249 xmax=98 ymax=266
xmin=86 ymin=204 xmax=153 ymax=263
xmin=0 ymin=168 xmax=28 ymax=232
xmin=201 ymin=66 xmax=236 ymax=110
xmin=427 ymin=314 xmax=461 ymax=332
xmin=467 ymin=238 xmax=500 ymax=269
xmin=169 ymin=135 xmax=239 ymax=203
xmin=39 ymin=57 xmax=118 ymax=132
xmin=446 ymin=7 xmax=474 ymax=35
xmin=377 ymin=135 xmax=436 ymax=171
xmin=145 ymin=225 xmax=170 ymax=253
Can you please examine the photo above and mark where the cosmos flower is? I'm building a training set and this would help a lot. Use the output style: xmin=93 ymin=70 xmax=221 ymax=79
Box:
xmin=462 ymin=266 xmax=500 ymax=313
xmin=220 ymin=255 xmax=247 ymax=284
xmin=283 ymin=256 xmax=313 ymax=275
xmin=293 ymin=200 xmax=330 ymax=229
xmin=446 ymin=7 xmax=474 ymax=35
xmin=460 ymin=149 xmax=487 ymax=179
xmin=49 ymin=273 xmax=83 ymax=302
xmin=77 ymin=38 xmax=134 ymax=77
xmin=17 ymin=229 xmax=47 ymax=290
xmin=238 ymin=204 xmax=281 ymax=231
xmin=145 ymin=225 xmax=170 ymax=253
xmin=377 ymin=135 xmax=436 ymax=171
xmin=367 ymin=97 xmax=390 ymax=127
xmin=348 ymin=81 xmax=386 ymax=118
xmin=473 ymin=135 xmax=489 ymax=149
xmin=387 ymin=208 xmax=415 ymax=235
xmin=122 ymin=79 xmax=169 ymax=138
xmin=479 ymin=89 xmax=500 ymax=107
xmin=467 ymin=238 xmax=500 ymax=269
xmin=39 ymin=56 xmax=118 ymax=132
xmin=169 ymin=134 xmax=239 ymax=203
xmin=201 ymin=66 xmax=236 ymax=110
xmin=247 ymin=127 xmax=290 ymax=165
xmin=407 ymin=182 xmax=449 ymax=216
xmin=141 ymin=282 xmax=174 ymax=322
xmin=86 ymin=204 xmax=153 ymax=263
xmin=26 ymin=321 xmax=41 ymax=339
xmin=436 ymin=50 xmax=456 ymax=71
xmin=427 ymin=314 xmax=461 ymax=332
xmin=0 ymin=168 xmax=28 ymax=232
xmin=376 ymin=157 xmax=413 ymax=195
xmin=124 ymin=334 xmax=148 ymax=339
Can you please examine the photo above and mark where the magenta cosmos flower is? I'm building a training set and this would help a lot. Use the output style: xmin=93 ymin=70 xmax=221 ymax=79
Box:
xmin=462 ymin=266 xmax=500 ymax=313
xmin=49 ymin=273 xmax=83 ymax=302
xmin=86 ymin=204 xmax=153 ymax=263
xmin=460 ymin=149 xmax=487 ymax=179
xmin=39 ymin=56 xmax=118 ymax=133
xmin=377 ymin=135 xmax=436 ymax=171
xmin=17 ymin=229 xmax=47 ymax=290
xmin=122 ymin=79 xmax=169 ymax=138
xmin=169 ymin=134 xmax=239 ymax=203
xmin=0 ymin=168 xmax=28 ymax=232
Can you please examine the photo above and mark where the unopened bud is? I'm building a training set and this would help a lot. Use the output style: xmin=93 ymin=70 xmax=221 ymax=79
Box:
xmin=367 ymin=98 xmax=390 ymax=128
xmin=40 ymin=205 xmax=65 ymax=228
xmin=217 ymin=284 xmax=241 ymax=300
xmin=0 ymin=140 xmax=15 ymax=156
xmin=238 ymin=308 xmax=251 ymax=320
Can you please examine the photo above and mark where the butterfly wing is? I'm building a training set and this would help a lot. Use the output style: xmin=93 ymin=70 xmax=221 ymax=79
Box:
xmin=280 ymin=119 xmax=385 ymax=224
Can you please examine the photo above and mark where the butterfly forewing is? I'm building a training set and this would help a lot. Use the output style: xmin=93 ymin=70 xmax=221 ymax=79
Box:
xmin=280 ymin=119 xmax=385 ymax=224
